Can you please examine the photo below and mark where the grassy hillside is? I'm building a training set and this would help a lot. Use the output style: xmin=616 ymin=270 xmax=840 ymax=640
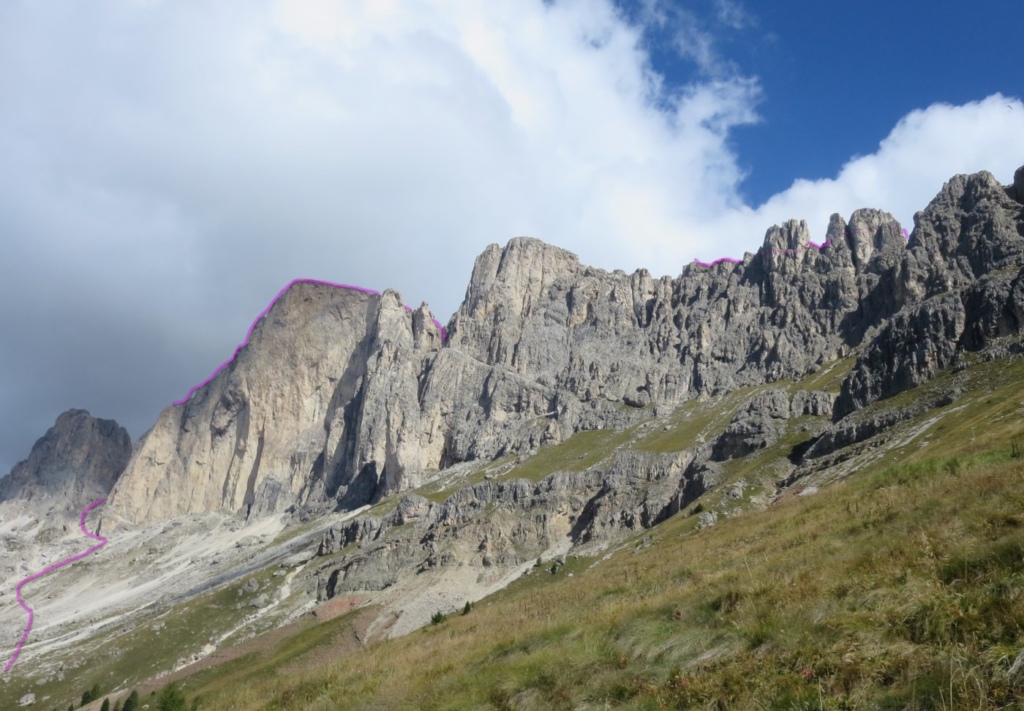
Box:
xmin=163 ymin=363 xmax=1024 ymax=708
xmin=30 ymin=351 xmax=1024 ymax=710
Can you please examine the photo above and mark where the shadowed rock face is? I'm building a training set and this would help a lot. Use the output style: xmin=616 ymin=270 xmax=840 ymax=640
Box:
xmin=0 ymin=409 xmax=131 ymax=511
xmin=102 ymin=164 xmax=1024 ymax=526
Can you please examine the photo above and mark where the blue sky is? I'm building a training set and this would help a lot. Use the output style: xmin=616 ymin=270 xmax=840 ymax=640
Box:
xmin=621 ymin=0 xmax=1023 ymax=207
xmin=0 ymin=0 xmax=1022 ymax=475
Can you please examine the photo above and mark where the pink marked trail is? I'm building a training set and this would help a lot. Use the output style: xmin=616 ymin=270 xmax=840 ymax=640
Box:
xmin=174 ymin=279 xmax=447 ymax=407
xmin=4 ymin=499 xmax=107 ymax=672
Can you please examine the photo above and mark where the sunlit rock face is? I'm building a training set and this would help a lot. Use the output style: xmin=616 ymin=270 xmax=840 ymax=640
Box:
xmin=104 ymin=164 xmax=1024 ymax=525
xmin=105 ymin=283 xmax=441 ymax=524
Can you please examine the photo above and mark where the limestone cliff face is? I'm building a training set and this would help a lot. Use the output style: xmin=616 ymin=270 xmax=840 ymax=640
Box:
xmin=0 ymin=409 xmax=131 ymax=511
xmin=432 ymin=165 xmax=1024 ymax=458
xmin=424 ymin=210 xmax=912 ymax=465
xmin=105 ymin=283 xmax=441 ymax=524
xmin=836 ymin=167 xmax=1024 ymax=415
xmin=105 ymin=164 xmax=1024 ymax=526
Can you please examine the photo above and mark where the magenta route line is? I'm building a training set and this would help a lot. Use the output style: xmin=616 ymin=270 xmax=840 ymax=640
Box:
xmin=4 ymin=499 xmax=107 ymax=673
xmin=692 ymin=227 xmax=910 ymax=268
xmin=173 ymin=279 xmax=447 ymax=407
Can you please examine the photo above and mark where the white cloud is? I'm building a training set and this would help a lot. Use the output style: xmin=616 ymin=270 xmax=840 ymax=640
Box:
xmin=693 ymin=94 xmax=1024 ymax=265
xmin=631 ymin=0 xmax=739 ymax=78
xmin=0 ymin=0 xmax=1023 ymax=472
xmin=714 ymin=0 xmax=753 ymax=30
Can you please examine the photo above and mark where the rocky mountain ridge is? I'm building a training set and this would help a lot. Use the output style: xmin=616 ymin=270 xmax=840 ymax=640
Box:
xmin=90 ymin=163 xmax=1024 ymax=529
xmin=0 ymin=409 xmax=130 ymax=515
xmin=2 ymin=163 xmax=1024 ymax=705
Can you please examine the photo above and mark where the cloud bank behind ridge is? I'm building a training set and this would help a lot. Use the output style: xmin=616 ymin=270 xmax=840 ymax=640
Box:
xmin=1 ymin=0 xmax=1022 ymax=474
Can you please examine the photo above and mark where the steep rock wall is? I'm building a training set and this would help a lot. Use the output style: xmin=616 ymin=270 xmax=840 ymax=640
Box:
xmin=104 ymin=165 xmax=1024 ymax=526
xmin=106 ymin=284 xmax=441 ymax=524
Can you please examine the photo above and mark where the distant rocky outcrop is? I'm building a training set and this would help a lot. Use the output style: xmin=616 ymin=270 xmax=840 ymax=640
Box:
xmin=0 ymin=409 xmax=131 ymax=511
xmin=102 ymin=163 xmax=1024 ymax=527
xmin=713 ymin=389 xmax=790 ymax=460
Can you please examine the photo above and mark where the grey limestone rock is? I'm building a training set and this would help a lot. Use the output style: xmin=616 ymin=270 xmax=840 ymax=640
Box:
xmin=802 ymin=383 xmax=961 ymax=463
xmin=235 ymin=535 xmax=260 ymax=548
xmin=805 ymin=407 xmax=921 ymax=461
xmin=713 ymin=389 xmax=790 ymax=460
xmin=394 ymin=493 xmax=432 ymax=525
xmin=1005 ymin=165 xmax=1024 ymax=204
xmin=317 ymin=515 xmax=388 ymax=556
xmin=105 ymin=283 xmax=442 ymax=525
xmin=696 ymin=510 xmax=718 ymax=529
xmin=281 ymin=549 xmax=316 ymax=568
xmin=833 ymin=167 xmax=1024 ymax=414
xmin=1009 ymin=646 xmax=1024 ymax=684
xmin=570 ymin=449 xmax=704 ymax=542
xmin=836 ymin=293 xmax=967 ymax=417
xmin=0 ymin=409 xmax=131 ymax=511
xmin=311 ymin=446 xmax=716 ymax=605
xmin=791 ymin=390 xmax=836 ymax=417
xmin=101 ymin=164 xmax=1024 ymax=528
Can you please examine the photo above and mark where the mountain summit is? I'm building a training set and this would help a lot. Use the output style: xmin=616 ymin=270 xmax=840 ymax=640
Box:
xmin=104 ymin=282 xmax=441 ymax=524
xmin=0 ymin=409 xmax=130 ymax=513
xmin=98 ymin=165 xmax=1024 ymax=529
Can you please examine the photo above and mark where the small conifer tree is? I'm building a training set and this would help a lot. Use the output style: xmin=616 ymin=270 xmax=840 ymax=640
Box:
xmin=81 ymin=683 xmax=99 ymax=707
xmin=157 ymin=682 xmax=188 ymax=711
xmin=122 ymin=690 xmax=139 ymax=711
xmin=100 ymin=700 xmax=111 ymax=711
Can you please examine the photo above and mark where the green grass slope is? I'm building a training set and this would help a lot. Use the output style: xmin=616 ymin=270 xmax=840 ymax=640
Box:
xmin=28 ymin=349 xmax=1024 ymax=711
xmin=163 ymin=356 xmax=1024 ymax=710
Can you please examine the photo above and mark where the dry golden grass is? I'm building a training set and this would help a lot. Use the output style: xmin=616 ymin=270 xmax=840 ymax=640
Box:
xmin=75 ymin=351 xmax=1024 ymax=710
xmin=174 ymin=438 xmax=1024 ymax=710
